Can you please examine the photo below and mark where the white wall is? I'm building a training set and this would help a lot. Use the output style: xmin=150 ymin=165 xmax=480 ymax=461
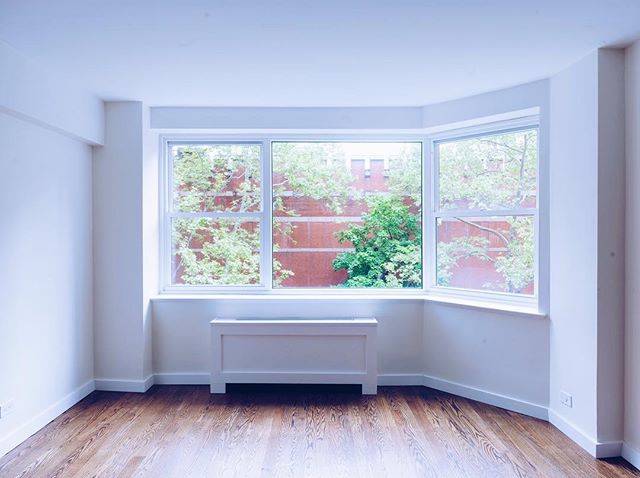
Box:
xmin=150 ymin=80 xmax=546 ymax=134
xmin=153 ymin=299 xmax=424 ymax=378
xmin=0 ymin=40 xmax=103 ymax=145
xmin=549 ymin=49 xmax=626 ymax=454
xmin=93 ymin=102 xmax=149 ymax=386
xmin=549 ymin=51 xmax=599 ymax=443
xmin=423 ymin=303 xmax=549 ymax=407
xmin=624 ymin=39 xmax=640 ymax=466
xmin=0 ymin=112 xmax=94 ymax=456
xmin=151 ymin=106 xmax=424 ymax=130
xmin=595 ymin=49 xmax=626 ymax=444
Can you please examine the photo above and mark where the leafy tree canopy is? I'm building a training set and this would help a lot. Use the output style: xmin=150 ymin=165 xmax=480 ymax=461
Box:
xmin=333 ymin=196 xmax=421 ymax=288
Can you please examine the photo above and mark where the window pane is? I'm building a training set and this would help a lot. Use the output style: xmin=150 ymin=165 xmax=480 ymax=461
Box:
xmin=436 ymin=216 xmax=534 ymax=295
xmin=171 ymin=218 xmax=260 ymax=286
xmin=437 ymin=129 xmax=537 ymax=210
xmin=171 ymin=143 xmax=261 ymax=213
xmin=272 ymin=142 xmax=422 ymax=288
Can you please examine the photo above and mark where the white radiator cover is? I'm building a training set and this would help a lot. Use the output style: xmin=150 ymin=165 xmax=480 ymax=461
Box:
xmin=210 ymin=317 xmax=378 ymax=394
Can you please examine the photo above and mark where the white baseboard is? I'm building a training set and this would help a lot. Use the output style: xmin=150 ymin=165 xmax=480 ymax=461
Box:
xmin=94 ymin=375 xmax=154 ymax=393
xmin=548 ymin=409 xmax=623 ymax=458
xmin=154 ymin=372 xmax=425 ymax=387
xmin=154 ymin=373 xmax=209 ymax=385
xmin=596 ymin=441 xmax=624 ymax=459
xmin=0 ymin=379 xmax=95 ymax=460
xmin=422 ymin=375 xmax=549 ymax=421
xmin=622 ymin=443 xmax=640 ymax=470
xmin=376 ymin=373 xmax=425 ymax=386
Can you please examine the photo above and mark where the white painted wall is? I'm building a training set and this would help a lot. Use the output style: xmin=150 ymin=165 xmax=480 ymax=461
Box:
xmin=142 ymin=106 xmax=156 ymax=381
xmin=624 ymin=39 xmax=640 ymax=465
xmin=93 ymin=102 xmax=148 ymax=385
xmin=595 ymin=49 xmax=626 ymax=444
xmin=423 ymin=303 xmax=549 ymax=406
xmin=151 ymin=106 xmax=424 ymax=130
xmin=549 ymin=49 xmax=626 ymax=452
xmin=549 ymin=51 xmax=600 ymax=442
xmin=0 ymin=112 xmax=94 ymax=456
xmin=153 ymin=299 xmax=424 ymax=377
xmin=0 ymin=40 xmax=103 ymax=145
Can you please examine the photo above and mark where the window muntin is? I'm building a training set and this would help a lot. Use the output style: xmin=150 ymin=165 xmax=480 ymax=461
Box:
xmin=432 ymin=127 xmax=538 ymax=297
xmin=271 ymin=142 xmax=423 ymax=288
xmin=168 ymin=142 xmax=263 ymax=287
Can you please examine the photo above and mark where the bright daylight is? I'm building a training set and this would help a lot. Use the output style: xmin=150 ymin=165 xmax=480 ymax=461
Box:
xmin=1 ymin=1 xmax=639 ymax=477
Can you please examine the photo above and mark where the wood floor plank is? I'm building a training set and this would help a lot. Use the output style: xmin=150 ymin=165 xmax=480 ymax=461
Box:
xmin=0 ymin=385 xmax=638 ymax=478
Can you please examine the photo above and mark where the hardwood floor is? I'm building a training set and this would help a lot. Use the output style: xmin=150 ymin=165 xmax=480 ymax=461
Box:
xmin=0 ymin=385 xmax=638 ymax=478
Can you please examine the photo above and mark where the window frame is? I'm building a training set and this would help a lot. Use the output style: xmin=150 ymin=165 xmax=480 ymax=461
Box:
xmin=160 ymin=134 xmax=428 ymax=295
xmin=427 ymin=116 xmax=540 ymax=308
xmin=159 ymin=118 xmax=540 ymax=309
xmin=161 ymin=139 xmax=270 ymax=292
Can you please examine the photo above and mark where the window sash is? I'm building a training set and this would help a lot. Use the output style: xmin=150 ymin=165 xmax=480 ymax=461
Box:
xmin=160 ymin=121 xmax=540 ymax=306
xmin=427 ymin=121 xmax=540 ymax=302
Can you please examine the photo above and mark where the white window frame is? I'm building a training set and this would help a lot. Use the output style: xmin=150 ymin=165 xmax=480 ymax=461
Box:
xmin=160 ymin=134 xmax=427 ymax=296
xmin=159 ymin=118 xmax=541 ymax=309
xmin=426 ymin=116 xmax=540 ymax=309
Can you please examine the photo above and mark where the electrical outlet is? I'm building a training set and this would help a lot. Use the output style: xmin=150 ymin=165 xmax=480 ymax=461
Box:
xmin=560 ymin=391 xmax=573 ymax=408
xmin=0 ymin=399 xmax=15 ymax=419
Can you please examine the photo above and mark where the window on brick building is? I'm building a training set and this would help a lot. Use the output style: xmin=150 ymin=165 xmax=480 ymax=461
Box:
xmin=432 ymin=127 xmax=538 ymax=296
xmin=272 ymin=142 xmax=423 ymax=288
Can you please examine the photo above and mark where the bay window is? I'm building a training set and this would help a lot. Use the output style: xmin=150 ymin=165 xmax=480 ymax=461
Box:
xmin=161 ymin=117 xmax=539 ymax=306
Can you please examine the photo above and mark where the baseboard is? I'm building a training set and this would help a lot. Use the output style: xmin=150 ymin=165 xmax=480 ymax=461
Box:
xmin=0 ymin=379 xmax=95 ymax=459
xmin=152 ymin=373 xmax=425 ymax=387
xmin=548 ymin=410 xmax=596 ymax=455
xmin=548 ymin=409 xmax=622 ymax=458
xmin=94 ymin=375 xmax=154 ymax=393
xmin=622 ymin=443 xmax=640 ymax=470
xmin=377 ymin=373 xmax=425 ymax=386
xmin=596 ymin=441 xmax=624 ymax=459
xmin=422 ymin=374 xmax=549 ymax=421
xmin=154 ymin=373 xmax=209 ymax=385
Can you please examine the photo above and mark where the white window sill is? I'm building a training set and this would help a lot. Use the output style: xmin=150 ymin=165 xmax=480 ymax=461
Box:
xmin=151 ymin=293 xmax=546 ymax=318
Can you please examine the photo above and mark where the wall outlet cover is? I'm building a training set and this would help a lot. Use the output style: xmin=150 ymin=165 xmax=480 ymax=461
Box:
xmin=560 ymin=391 xmax=573 ymax=408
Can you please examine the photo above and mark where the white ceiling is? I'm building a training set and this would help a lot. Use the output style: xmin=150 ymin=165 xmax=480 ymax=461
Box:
xmin=1 ymin=0 xmax=639 ymax=107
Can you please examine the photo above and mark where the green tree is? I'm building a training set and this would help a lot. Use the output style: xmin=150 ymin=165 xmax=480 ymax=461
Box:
xmin=333 ymin=196 xmax=421 ymax=288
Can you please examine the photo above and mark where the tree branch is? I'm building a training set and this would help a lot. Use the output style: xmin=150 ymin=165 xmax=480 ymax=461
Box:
xmin=453 ymin=216 xmax=509 ymax=246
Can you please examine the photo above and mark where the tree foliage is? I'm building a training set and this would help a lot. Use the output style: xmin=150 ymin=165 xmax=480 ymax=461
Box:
xmin=171 ymin=145 xmax=265 ymax=285
xmin=333 ymin=196 xmax=421 ymax=288
xmin=436 ymin=129 xmax=537 ymax=293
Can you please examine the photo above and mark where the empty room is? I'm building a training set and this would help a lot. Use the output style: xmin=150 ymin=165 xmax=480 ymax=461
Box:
xmin=1 ymin=1 xmax=640 ymax=477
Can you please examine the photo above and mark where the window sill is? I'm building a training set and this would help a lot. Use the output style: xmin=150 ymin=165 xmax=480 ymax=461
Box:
xmin=423 ymin=294 xmax=546 ymax=318
xmin=150 ymin=293 xmax=546 ymax=318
